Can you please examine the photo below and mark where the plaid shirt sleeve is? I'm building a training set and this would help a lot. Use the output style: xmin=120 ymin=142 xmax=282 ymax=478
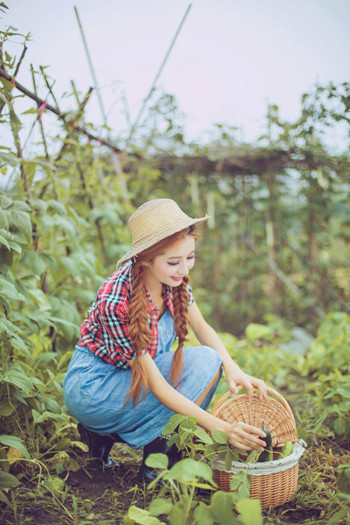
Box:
xmin=79 ymin=261 xmax=136 ymax=368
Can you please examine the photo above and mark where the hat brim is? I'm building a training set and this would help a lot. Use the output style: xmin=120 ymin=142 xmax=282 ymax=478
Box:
xmin=117 ymin=215 xmax=208 ymax=267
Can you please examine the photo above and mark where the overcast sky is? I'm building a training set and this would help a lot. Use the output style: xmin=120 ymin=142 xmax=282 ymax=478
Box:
xmin=3 ymin=0 xmax=350 ymax=147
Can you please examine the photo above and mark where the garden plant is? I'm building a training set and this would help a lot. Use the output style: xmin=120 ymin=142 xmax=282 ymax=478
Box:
xmin=0 ymin=19 xmax=349 ymax=525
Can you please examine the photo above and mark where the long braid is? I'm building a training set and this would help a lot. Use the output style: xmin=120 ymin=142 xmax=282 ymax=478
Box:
xmin=171 ymin=275 xmax=190 ymax=386
xmin=124 ymin=263 xmax=152 ymax=406
xmin=125 ymin=227 xmax=197 ymax=405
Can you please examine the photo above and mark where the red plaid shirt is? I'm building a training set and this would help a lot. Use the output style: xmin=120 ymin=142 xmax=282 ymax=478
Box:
xmin=78 ymin=260 xmax=194 ymax=368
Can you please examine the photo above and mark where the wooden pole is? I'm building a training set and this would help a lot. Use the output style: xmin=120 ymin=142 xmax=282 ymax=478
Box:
xmin=126 ymin=3 xmax=192 ymax=147
xmin=74 ymin=6 xmax=130 ymax=205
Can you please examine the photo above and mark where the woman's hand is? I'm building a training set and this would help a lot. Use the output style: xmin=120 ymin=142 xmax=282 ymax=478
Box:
xmin=225 ymin=421 xmax=266 ymax=451
xmin=225 ymin=365 xmax=266 ymax=401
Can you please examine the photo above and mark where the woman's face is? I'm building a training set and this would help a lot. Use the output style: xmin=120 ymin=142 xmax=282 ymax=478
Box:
xmin=143 ymin=235 xmax=196 ymax=289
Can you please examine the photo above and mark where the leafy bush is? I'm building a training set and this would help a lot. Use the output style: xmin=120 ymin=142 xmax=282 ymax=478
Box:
xmin=305 ymin=313 xmax=350 ymax=440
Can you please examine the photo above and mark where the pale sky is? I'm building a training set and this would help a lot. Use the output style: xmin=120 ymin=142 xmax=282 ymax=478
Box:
xmin=3 ymin=0 xmax=350 ymax=148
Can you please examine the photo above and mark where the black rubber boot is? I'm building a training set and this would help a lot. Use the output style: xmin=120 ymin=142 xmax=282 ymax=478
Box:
xmin=78 ymin=423 xmax=122 ymax=469
xmin=138 ymin=436 xmax=182 ymax=483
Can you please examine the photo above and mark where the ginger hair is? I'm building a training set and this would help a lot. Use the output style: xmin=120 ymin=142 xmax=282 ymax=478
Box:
xmin=124 ymin=226 xmax=198 ymax=406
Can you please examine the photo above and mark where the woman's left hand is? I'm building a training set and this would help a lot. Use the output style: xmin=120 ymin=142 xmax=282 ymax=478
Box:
xmin=225 ymin=367 xmax=266 ymax=401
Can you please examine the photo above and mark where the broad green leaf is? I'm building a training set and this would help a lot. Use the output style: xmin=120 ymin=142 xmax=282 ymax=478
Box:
xmin=0 ymin=488 xmax=9 ymax=505
xmin=333 ymin=417 xmax=347 ymax=435
xmin=225 ymin=450 xmax=233 ymax=470
xmin=0 ymin=471 xmax=20 ymax=488
xmin=21 ymin=250 xmax=46 ymax=276
xmin=194 ymin=428 xmax=213 ymax=444
xmin=168 ymin=503 xmax=187 ymax=525
xmin=12 ymin=200 xmax=31 ymax=212
xmin=194 ymin=503 xmax=215 ymax=525
xmin=166 ymin=458 xmax=214 ymax=484
xmin=0 ymin=150 xmax=19 ymax=168
xmin=230 ymin=472 xmax=251 ymax=499
xmin=0 ymin=400 xmax=15 ymax=416
xmin=47 ymin=200 xmax=67 ymax=215
xmin=60 ymin=256 xmax=80 ymax=277
xmin=211 ymin=430 xmax=228 ymax=444
xmin=246 ymin=323 xmax=273 ymax=341
xmin=0 ymin=208 xmax=9 ymax=229
xmin=0 ymin=194 xmax=13 ymax=209
xmin=145 ymin=453 xmax=168 ymax=469
xmin=149 ymin=497 xmax=172 ymax=517
xmin=8 ymin=210 xmax=32 ymax=242
xmin=3 ymin=367 xmax=34 ymax=394
xmin=162 ymin=414 xmax=187 ymax=435
xmin=210 ymin=491 xmax=236 ymax=524
xmin=0 ymin=277 xmax=25 ymax=302
xmin=236 ymin=498 xmax=263 ymax=525
xmin=49 ymin=476 xmax=65 ymax=493
xmin=127 ymin=505 xmax=164 ymax=524
xmin=0 ymin=235 xmax=11 ymax=250
xmin=0 ymin=435 xmax=30 ymax=459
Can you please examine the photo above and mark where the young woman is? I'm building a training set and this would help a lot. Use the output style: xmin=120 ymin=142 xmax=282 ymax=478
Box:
xmin=63 ymin=199 xmax=267 ymax=481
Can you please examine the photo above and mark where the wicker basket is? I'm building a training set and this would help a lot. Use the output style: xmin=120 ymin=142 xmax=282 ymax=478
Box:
xmin=210 ymin=387 xmax=304 ymax=509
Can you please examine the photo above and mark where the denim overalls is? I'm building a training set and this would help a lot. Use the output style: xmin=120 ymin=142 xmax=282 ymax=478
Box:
xmin=64 ymin=307 xmax=222 ymax=448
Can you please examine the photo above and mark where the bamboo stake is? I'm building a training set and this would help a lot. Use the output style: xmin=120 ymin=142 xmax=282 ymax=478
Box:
xmin=39 ymin=66 xmax=60 ymax=112
xmin=74 ymin=6 xmax=130 ymax=205
xmin=126 ymin=2 xmax=192 ymax=148
xmin=31 ymin=64 xmax=50 ymax=161
xmin=54 ymin=86 xmax=94 ymax=163
xmin=76 ymin=160 xmax=108 ymax=265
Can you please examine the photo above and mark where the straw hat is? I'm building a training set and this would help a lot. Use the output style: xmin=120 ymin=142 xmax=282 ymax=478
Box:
xmin=117 ymin=199 xmax=208 ymax=266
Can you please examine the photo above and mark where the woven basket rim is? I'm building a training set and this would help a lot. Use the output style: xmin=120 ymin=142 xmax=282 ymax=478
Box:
xmin=211 ymin=441 xmax=306 ymax=477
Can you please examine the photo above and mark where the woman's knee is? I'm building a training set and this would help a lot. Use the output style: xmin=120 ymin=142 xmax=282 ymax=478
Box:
xmin=190 ymin=345 xmax=223 ymax=371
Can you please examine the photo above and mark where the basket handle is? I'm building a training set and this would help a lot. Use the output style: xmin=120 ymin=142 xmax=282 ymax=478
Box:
xmin=211 ymin=386 xmax=295 ymax=422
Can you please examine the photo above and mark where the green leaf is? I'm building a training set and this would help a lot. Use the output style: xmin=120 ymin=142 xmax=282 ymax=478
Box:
xmin=145 ymin=453 xmax=168 ymax=470
xmin=0 ymin=471 xmax=20 ymax=489
xmin=0 ymin=400 xmax=15 ymax=416
xmin=194 ymin=503 xmax=215 ymax=525
xmin=333 ymin=417 xmax=347 ymax=436
xmin=0 ymin=435 xmax=30 ymax=459
xmin=0 ymin=488 xmax=9 ymax=505
xmin=0 ymin=194 xmax=13 ymax=209
xmin=47 ymin=200 xmax=67 ymax=216
xmin=148 ymin=498 xmax=172 ymax=517
xmin=21 ymin=250 xmax=47 ymax=276
xmin=225 ymin=450 xmax=233 ymax=471
xmin=168 ymin=503 xmax=187 ymax=525
xmin=246 ymin=323 xmax=274 ymax=341
xmin=166 ymin=458 xmax=214 ymax=484
xmin=194 ymin=428 xmax=213 ymax=444
xmin=0 ymin=277 xmax=25 ymax=302
xmin=162 ymin=414 xmax=187 ymax=435
xmin=60 ymin=256 xmax=79 ymax=277
xmin=230 ymin=472 xmax=251 ymax=500
xmin=0 ymin=150 xmax=19 ymax=168
xmin=9 ymin=210 xmax=32 ymax=242
xmin=0 ymin=234 xmax=11 ymax=250
xmin=3 ymin=367 xmax=34 ymax=394
xmin=0 ymin=208 xmax=9 ymax=229
xmin=236 ymin=498 xmax=263 ymax=525
xmin=210 ymin=491 xmax=237 ymax=524
xmin=211 ymin=430 xmax=228 ymax=444
xmin=127 ymin=505 xmax=164 ymax=524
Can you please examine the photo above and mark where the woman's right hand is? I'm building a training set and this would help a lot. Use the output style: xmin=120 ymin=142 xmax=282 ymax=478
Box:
xmin=224 ymin=422 xmax=267 ymax=451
